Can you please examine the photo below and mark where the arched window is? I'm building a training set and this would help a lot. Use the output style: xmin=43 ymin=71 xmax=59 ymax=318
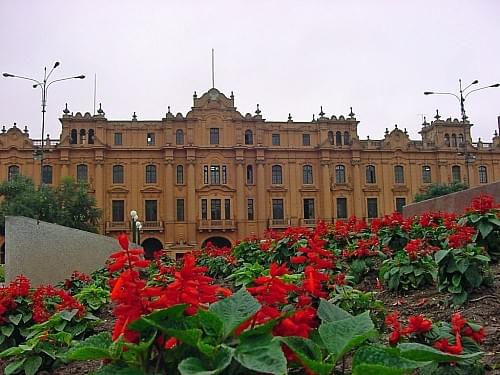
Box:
xmin=328 ymin=131 xmax=334 ymax=145
xmin=422 ymin=165 xmax=431 ymax=183
xmin=176 ymin=129 xmax=184 ymax=145
xmin=272 ymin=165 xmax=283 ymax=185
xmin=451 ymin=134 xmax=457 ymax=147
xmin=336 ymin=131 xmax=342 ymax=146
xmin=335 ymin=165 xmax=346 ymax=184
xmin=176 ymin=165 xmax=184 ymax=184
xmin=145 ymin=164 xmax=157 ymax=184
xmin=8 ymin=165 xmax=19 ymax=181
xmin=70 ymin=129 xmax=77 ymax=144
xmin=246 ymin=165 xmax=254 ymax=184
xmin=344 ymin=131 xmax=350 ymax=145
xmin=79 ymin=129 xmax=86 ymax=144
xmin=112 ymin=165 xmax=124 ymax=184
xmin=88 ymin=129 xmax=95 ymax=144
xmin=366 ymin=165 xmax=376 ymax=184
xmin=394 ymin=165 xmax=404 ymax=184
xmin=444 ymin=133 xmax=450 ymax=146
xmin=76 ymin=164 xmax=88 ymax=183
xmin=452 ymin=165 xmax=461 ymax=182
xmin=478 ymin=166 xmax=488 ymax=184
xmin=42 ymin=165 xmax=53 ymax=184
xmin=458 ymin=134 xmax=464 ymax=146
xmin=303 ymin=165 xmax=313 ymax=184
xmin=244 ymin=129 xmax=253 ymax=145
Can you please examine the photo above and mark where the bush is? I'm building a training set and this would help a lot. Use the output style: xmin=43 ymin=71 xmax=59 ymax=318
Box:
xmin=414 ymin=181 xmax=468 ymax=202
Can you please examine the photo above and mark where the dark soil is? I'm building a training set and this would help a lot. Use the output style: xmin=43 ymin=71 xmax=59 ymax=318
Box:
xmin=2 ymin=265 xmax=500 ymax=374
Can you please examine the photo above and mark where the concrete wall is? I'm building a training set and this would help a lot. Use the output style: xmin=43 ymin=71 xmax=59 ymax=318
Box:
xmin=5 ymin=216 xmax=138 ymax=286
xmin=403 ymin=181 xmax=500 ymax=217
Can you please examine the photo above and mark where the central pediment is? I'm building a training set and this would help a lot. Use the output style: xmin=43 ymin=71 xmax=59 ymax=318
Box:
xmin=192 ymin=88 xmax=236 ymax=111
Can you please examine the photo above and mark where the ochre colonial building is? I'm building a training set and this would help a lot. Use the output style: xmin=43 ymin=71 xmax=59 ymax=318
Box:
xmin=1 ymin=88 xmax=499 ymax=257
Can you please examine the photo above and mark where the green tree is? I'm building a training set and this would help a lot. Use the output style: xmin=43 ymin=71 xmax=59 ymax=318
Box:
xmin=414 ymin=181 xmax=468 ymax=202
xmin=0 ymin=175 xmax=101 ymax=234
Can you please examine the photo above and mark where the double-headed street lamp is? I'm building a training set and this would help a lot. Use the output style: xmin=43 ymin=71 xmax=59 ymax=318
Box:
xmin=424 ymin=79 xmax=500 ymax=185
xmin=3 ymin=62 xmax=85 ymax=186
xmin=130 ymin=210 xmax=143 ymax=244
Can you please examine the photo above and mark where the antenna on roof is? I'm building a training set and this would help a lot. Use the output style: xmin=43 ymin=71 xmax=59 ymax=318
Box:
xmin=211 ymin=48 xmax=215 ymax=88
xmin=93 ymin=73 xmax=97 ymax=115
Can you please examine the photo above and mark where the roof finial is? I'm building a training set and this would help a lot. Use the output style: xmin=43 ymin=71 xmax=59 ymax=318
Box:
xmin=395 ymin=124 xmax=398 ymax=129
xmin=385 ymin=128 xmax=389 ymax=135
xmin=319 ymin=106 xmax=325 ymax=117
xmin=13 ymin=122 xmax=16 ymax=128
xmin=288 ymin=113 xmax=293 ymax=122
xmin=24 ymin=126 xmax=28 ymax=134
xmin=423 ymin=116 xmax=428 ymax=125
xmin=494 ymin=129 xmax=498 ymax=137
xmin=230 ymin=91 xmax=234 ymax=99
xmin=132 ymin=112 xmax=137 ymax=121
xmin=349 ymin=106 xmax=355 ymax=118
xmin=97 ymin=103 xmax=104 ymax=115
xmin=1 ymin=125 xmax=5 ymax=133
xmin=312 ymin=114 xmax=315 ymax=121
xmin=193 ymin=91 xmax=197 ymax=98
xmin=404 ymin=128 xmax=408 ymax=135
xmin=255 ymin=104 xmax=261 ymax=115
xmin=167 ymin=106 xmax=171 ymax=113
xmin=63 ymin=103 xmax=70 ymax=114
xmin=434 ymin=109 xmax=441 ymax=120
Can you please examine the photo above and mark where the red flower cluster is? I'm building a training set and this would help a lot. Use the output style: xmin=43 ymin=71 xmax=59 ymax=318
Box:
xmin=63 ymin=270 xmax=91 ymax=290
xmin=32 ymin=285 xmax=86 ymax=323
xmin=419 ymin=212 xmax=457 ymax=230
xmin=371 ymin=212 xmax=412 ymax=233
xmin=247 ymin=263 xmax=298 ymax=306
xmin=0 ymin=275 xmax=31 ymax=324
xmin=342 ymin=236 xmax=379 ymax=258
xmin=334 ymin=217 xmax=367 ymax=237
xmin=447 ymin=226 xmax=476 ymax=249
xmin=193 ymin=242 xmax=236 ymax=265
xmin=467 ymin=194 xmax=498 ymax=214
xmin=385 ymin=311 xmax=432 ymax=345
xmin=404 ymin=239 xmax=439 ymax=260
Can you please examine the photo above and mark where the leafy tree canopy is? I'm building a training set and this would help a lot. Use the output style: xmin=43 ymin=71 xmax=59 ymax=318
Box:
xmin=0 ymin=175 xmax=101 ymax=235
xmin=414 ymin=181 xmax=468 ymax=202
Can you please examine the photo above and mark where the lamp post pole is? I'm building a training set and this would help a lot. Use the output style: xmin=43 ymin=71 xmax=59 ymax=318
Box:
xmin=130 ymin=210 xmax=142 ymax=244
xmin=3 ymin=63 xmax=85 ymax=187
xmin=424 ymin=79 xmax=500 ymax=186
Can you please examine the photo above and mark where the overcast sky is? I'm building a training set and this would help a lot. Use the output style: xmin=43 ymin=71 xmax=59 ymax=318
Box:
xmin=1 ymin=0 xmax=499 ymax=142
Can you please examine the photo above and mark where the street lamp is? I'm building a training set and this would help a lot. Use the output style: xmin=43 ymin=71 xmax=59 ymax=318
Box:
xmin=130 ymin=210 xmax=142 ymax=244
xmin=2 ymin=62 xmax=85 ymax=187
xmin=424 ymin=79 xmax=500 ymax=185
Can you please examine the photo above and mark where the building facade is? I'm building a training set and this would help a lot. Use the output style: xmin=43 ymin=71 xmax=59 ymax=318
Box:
xmin=1 ymin=88 xmax=499 ymax=257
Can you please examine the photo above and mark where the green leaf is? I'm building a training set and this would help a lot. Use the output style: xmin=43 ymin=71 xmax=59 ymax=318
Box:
xmin=178 ymin=345 xmax=234 ymax=375
xmin=8 ymin=313 xmax=23 ymax=325
xmin=478 ymin=222 xmax=493 ymax=238
xmin=91 ymin=363 xmax=146 ymax=375
xmin=488 ymin=217 xmax=500 ymax=227
xmin=196 ymin=309 xmax=224 ymax=338
xmin=159 ymin=328 xmax=202 ymax=348
xmin=59 ymin=309 xmax=79 ymax=321
xmin=456 ymin=258 xmax=469 ymax=274
xmin=464 ymin=266 xmax=482 ymax=288
xmin=209 ymin=288 xmax=260 ymax=339
xmin=474 ymin=255 xmax=490 ymax=263
xmin=397 ymin=342 xmax=482 ymax=362
xmin=1 ymin=324 xmax=15 ymax=337
xmin=24 ymin=355 xmax=42 ymax=375
xmin=451 ymin=291 xmax=468 ymax=306
xmin=128 ymin=304 xmax=187 ymax=332
xmin=280 ymin=336 xmax=333 ymax=375
xmin=234 ymin=333 xmax=287 ymax=375
xmin=452 ymin=274 xmax=461 ymax=286
xmin=0 ymin=345 xmax=26 ymax=358
xmin=435 ymin=250 xmax=450 ymax=264
xmin=318 ymin=299 xmax=352 ymax=322
xmin=352 ymin=345 xmax=428 ymax=375
xmin=22 ymin=312 xmax=32 ymax=323
xmin=65 ymin=332 xmax=112 ymax=360
xmin=319 ymin=311 xmax=377 ymax=362
xmin=5 ymin=358 xmax=26 ymax=375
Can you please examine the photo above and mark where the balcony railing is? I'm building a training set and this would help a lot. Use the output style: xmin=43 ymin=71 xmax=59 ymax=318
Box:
xmin=198 ymin=219 xmax=236 ymax=231
xmin=268 ymin=218 xmax=291 ymax=228
xmin=300 ymin=218 xmax=317 ymax=227
xmin=142 ymin=221 xmax=164 ymax=232
xmin=105 ymin=221 xmax=128 ymax=232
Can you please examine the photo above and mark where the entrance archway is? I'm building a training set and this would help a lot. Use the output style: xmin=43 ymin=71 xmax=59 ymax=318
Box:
xmin=202 ymin=236 xmax=232 ymax=249
xmin=141 ymin=237 xmax=164 ymax=259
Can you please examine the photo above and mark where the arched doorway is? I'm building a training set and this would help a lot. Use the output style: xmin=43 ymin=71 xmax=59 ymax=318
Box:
xmin=202 ymin=236 xmax=232 ymax=249
xmin=141 ymin=237 xmax=164 ymax=259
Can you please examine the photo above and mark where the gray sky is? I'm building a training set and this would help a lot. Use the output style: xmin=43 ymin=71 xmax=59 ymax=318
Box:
xmin=1 ymin=0 xmax=499 ymax=142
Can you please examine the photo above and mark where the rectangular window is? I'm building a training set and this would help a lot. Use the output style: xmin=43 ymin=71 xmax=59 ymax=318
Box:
xmin=147 ymin=132 xmax=155 ymax=146
xmin=367 ymin=198 xmax=378 ymax=219
xmin=422 ymin=166 xmax=432 ymax=184
xmin=452 ymin=166 xmax=461 ymax=182
xmin=210 ymin=128 xmax=219 ymax=144
xmin=201 ymin=199 xmax=208 ymax=220
xmin=222 ymin=165 xmax=227 ymax=184
xmin=336 ymin=197 xmax=347 ymax=219
xmin=145 ymin=200 xmax=158 ymax=222
xmin=272 ymin=199 xmax=284 ymax=220
xmin=302 ymin=133 xmax=310 ymax=146
xmin=114 ymin=133 xmax=123 ymax=145
xmin=211 ymin=199 xmax=221 ymax=220
xmin=210 ymin=165 xmax=221 ymax=184
xmin=303 ymin=199 xmax=315 ymax=219
xmin=395 ymin=197 xmax=406 ymax=214
xmin=112 ymin=200 xmax=125 ymax=222
xmin=176 ymin=165 xmax=184 ymax=184
xmin=42 ymin=165 xmax=53 ymax=184
xmin=247 ymin=199 xmax=254 ymax=220
xmin=272 ymin=133 xmax=280 ymax=146
xmin=76 ymin=165 xmax=88 ymax=183
xmin=176 ymin=199 xmax=185 ymax=221
xmin=203 ymin=166 xmax=209 ymax=184
xmin=224 ymin=199 xmax=231 ymax=219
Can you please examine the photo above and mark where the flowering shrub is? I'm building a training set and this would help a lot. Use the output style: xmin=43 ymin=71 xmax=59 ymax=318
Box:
xmin=192 ymin=242 xmax=236 ymax=279
xmin=58 ymin=270 xmax=91 ymax=295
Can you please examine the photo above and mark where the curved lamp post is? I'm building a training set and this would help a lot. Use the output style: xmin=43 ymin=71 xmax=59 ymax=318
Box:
xmin=130 ymin=210 xmax=142 ymax=244
xmin=3 ymin=62 xmax=85 ymax=186
xmin=424 ymin=79 xmax=500 ymax=185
